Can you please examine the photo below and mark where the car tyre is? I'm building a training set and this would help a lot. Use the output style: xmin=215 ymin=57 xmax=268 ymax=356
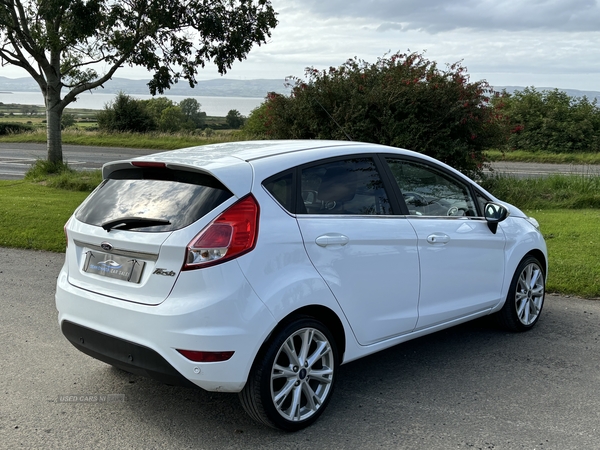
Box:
xmin=497 ymin=256 xmax=545 ymax=331
xmin=239 ymin=317 xmax=338 ymax=431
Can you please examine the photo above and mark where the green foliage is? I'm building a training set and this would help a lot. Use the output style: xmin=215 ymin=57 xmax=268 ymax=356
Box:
xmin=158 ymin=106 xmax=186 ymax=132
xmin=481 ymin=172 xmax=600 ymax=210
xmin=493 ymin=87 xmax=600 ymax=153
xmin=242 ymin=103 xmax=270 ymax=136
xmin=0 ymin=0 xmax=277 ymax=93
xmin=0 ymin=122 xmax=33 ymax=135
xmin=24 ymin=159 xmax=74 ymax=179
xmin=98 ymin=95 xmax=211 ymax=133
xmin=244 ymin=52 xmax=504 ymax=177
xmin=180 ymin=98 xmax=207 ymax=128
xmin=225 ymin=109 xmax=245 ymax=129
xmin=61 ymin=113 xmax=76 ymax=129
xmin=143 ymin=97 xmax=175 ymax=122
xmin=0 ymin=127 xmax=237 ymax=148
xmin=97 ymin=92 xmax=156 ymax=132
xmin=0 ymin=0 xmax=277 ymax=164
xmin=24 ymin=160 xmax=102 ymax=191
xmin=486 ymin=149 xmax=600 ymax=164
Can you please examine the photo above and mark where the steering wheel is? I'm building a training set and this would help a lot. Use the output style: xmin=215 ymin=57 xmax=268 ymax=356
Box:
xmin=447 ymin=206 xmax=467 ymax=217
xmin=403 ymin=192 xmax=426 ymax=207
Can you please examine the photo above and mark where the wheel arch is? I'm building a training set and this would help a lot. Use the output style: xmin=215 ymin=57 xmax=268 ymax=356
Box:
xmin=525 ymin=249 xmax=547 ymax=278
xmin=256 ymin=305 xmax=347 ymax=365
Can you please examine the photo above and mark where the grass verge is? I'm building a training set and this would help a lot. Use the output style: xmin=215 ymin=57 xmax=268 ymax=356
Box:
xmin=526 ymin=209 xmax=600 ymax=298
xmin=0 ymin=129 xmax=240 ymax=150
xmin=480 ymin=172 xmax=600 ymax=209
xmin=0 ymin=180 xmax=89 ymax=252
xmin=2 ymin=164 xmax=600 ymax=297
xmin=486 ymin=149 xmax=600 ymax=164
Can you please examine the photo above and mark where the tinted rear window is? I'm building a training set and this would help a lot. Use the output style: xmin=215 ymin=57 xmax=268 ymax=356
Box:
xmin=75 ymin=167 xmax=233 ymax=232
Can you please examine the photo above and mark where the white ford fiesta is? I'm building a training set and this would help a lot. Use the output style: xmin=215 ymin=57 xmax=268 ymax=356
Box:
xmin=56 ymin=140 xmax=547 ymax=430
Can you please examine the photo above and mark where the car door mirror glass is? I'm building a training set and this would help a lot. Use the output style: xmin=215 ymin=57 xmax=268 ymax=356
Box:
xmin=484 ymin=202 xmax=508 ymax=234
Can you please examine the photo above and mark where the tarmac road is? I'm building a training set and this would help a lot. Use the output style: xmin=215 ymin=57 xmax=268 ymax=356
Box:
xmin=0 ymin=143 xmax=156 ymax=179
xmin=0 ymin=142 xmax=598 ymax=179
xmin=1 ymin=247 xmax=599 ymax=449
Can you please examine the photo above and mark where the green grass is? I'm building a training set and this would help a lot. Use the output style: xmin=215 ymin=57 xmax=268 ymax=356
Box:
xmin=0 ymin=128 xmax=241 ymax=149
xmin=486 ymin=149 xmax=600 ymax=164
xmin=527 ymin=209 xmax=600 ymax=298
xmin=0 ymin=180 xmax=89 ymax=252
xmin=24 ymin=160 xmax=103 ymax=191
xmin=1 ymin=166 xmax=599 ymax=297
xmin=481 ymin=172 xmax=600 ymax=209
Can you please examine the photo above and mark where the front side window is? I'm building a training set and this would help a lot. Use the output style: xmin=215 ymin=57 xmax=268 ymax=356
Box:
xmin=300 ymin=158 xmax=392 ymax=215
xmin=386 ymin=158 xmax=477 ymax=217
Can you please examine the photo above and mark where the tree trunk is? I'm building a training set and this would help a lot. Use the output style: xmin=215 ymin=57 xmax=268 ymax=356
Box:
xmin=45 ymin=79 xmax=64 ymax=165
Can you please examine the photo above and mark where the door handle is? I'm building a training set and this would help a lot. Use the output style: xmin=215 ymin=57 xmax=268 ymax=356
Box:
xmin=427 ymin=233 xmax=450 ymax=244
xmin=315 ymin=234 xmax=350 ymax=247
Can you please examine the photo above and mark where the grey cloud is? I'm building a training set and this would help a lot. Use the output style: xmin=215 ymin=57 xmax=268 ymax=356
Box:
xmin=293 ymin=0 xmax=600 ymax=33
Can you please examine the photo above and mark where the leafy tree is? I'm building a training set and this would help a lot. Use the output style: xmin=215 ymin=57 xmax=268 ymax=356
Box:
xmin=21 ymin=105 xmax=37 ymax=116
xmin=245 ymin=52 xmax=505 ymax=176
xmin=158 ymin=106 xmax=186 ymax=132
xmin=143 ymin=97 xmax=175 ymax=124
xmin=492 ymin=87 xmax=600 ymax=153
xmin=61 ymin=112 xmax=76 ymax=129
xmin=242 ymin=103 xmax=270 ymax=136
xmin=96 ymin=92 xmax=155 ymax=132
xmin=180 ymin=98 xmax=206 ymax=129
xmin=0 ymin=0 xmax=277 ymax=164
xmin=226 ymin=109 xmax=245 ymax=129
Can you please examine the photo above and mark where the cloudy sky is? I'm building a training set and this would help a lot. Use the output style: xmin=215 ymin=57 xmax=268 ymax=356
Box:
xmin=3 ymin=0 xmax=600 ymax=92
xmin=223 ymin=0 xmax=600 ymax=92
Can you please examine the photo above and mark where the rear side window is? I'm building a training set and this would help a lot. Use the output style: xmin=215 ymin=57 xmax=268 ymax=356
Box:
xmin=75 ymin=167 xmax=233 ymax=232
xmin=300 ymin=158 xmax=392 ymax=215
xmin=264 ymin=158 xmax=392 ymax=215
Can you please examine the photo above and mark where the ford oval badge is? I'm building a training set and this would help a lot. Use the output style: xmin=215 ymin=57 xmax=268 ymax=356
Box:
xmin=100 ymin=242 xmax=113 ymax=251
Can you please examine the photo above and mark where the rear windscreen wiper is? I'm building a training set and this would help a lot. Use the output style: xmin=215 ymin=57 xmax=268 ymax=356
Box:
xmin=101 ymin=217 xmax=171 ymax=232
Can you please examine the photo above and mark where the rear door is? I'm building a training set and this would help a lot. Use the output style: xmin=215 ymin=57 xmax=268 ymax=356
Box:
xmin=294 ymin=157 xmax=420 ymax=346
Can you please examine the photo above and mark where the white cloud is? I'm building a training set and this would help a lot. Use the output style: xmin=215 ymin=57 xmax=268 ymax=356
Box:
xmin=2 ymin=0 xmax=600 ymax=92
xmin=221 ymin=0 xmax=600 ymax=91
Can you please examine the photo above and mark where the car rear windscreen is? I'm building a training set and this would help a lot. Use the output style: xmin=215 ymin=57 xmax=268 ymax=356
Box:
xmin=75 ymin=167 xmax=233 ymax=232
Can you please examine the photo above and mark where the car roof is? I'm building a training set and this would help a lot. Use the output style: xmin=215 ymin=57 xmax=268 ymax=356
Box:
xmin=102 ymin=141 xmax=381 ymax=196
xmin=101 ymin=140 xmax=472 ymax=198
xmin=143 ymin=140 xmax=374 ymax=163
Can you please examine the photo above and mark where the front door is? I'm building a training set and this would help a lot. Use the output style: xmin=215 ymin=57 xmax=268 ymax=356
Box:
xmin=384 ymin=157 xmax=506 ymax=330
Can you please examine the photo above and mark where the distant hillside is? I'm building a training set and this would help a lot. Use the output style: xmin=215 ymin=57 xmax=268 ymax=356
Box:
xmin=0 ymin=76 xmax=597 ymax=101
xmin=0 ymin=77 xmax=292 ymax=98
xmin=493 ymin=86 xmax=600 ymax=100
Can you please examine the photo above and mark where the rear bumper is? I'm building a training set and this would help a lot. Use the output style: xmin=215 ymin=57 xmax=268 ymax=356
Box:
xmin=62 ymin=321 xmax=197 ymax=388
xmin=55 ymin=263 xmax=276 ymax=392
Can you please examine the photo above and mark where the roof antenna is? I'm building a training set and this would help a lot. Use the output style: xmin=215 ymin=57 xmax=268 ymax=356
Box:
xmin=313 ymin=98 xmax=353 ymax=141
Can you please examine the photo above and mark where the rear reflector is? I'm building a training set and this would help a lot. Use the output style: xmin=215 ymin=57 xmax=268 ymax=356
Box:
xmin=177 ymin=350 xmax=234 ymax=362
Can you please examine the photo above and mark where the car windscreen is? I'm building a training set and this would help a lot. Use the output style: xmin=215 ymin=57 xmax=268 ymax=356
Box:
xmin=75 ymin=167 xmax=233 ymax=232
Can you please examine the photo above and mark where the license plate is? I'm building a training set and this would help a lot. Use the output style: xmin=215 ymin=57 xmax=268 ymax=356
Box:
xmin=83 ymin=251 xmax=146 ymax=283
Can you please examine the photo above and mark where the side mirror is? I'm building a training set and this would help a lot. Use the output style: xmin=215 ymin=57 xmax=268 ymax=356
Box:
xmin=484 ymin=202 xmax=508 ymax=234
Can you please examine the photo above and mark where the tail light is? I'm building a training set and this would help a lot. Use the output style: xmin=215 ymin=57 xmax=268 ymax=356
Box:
xmin=183 ymin=195 xmax=259 ymax=270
